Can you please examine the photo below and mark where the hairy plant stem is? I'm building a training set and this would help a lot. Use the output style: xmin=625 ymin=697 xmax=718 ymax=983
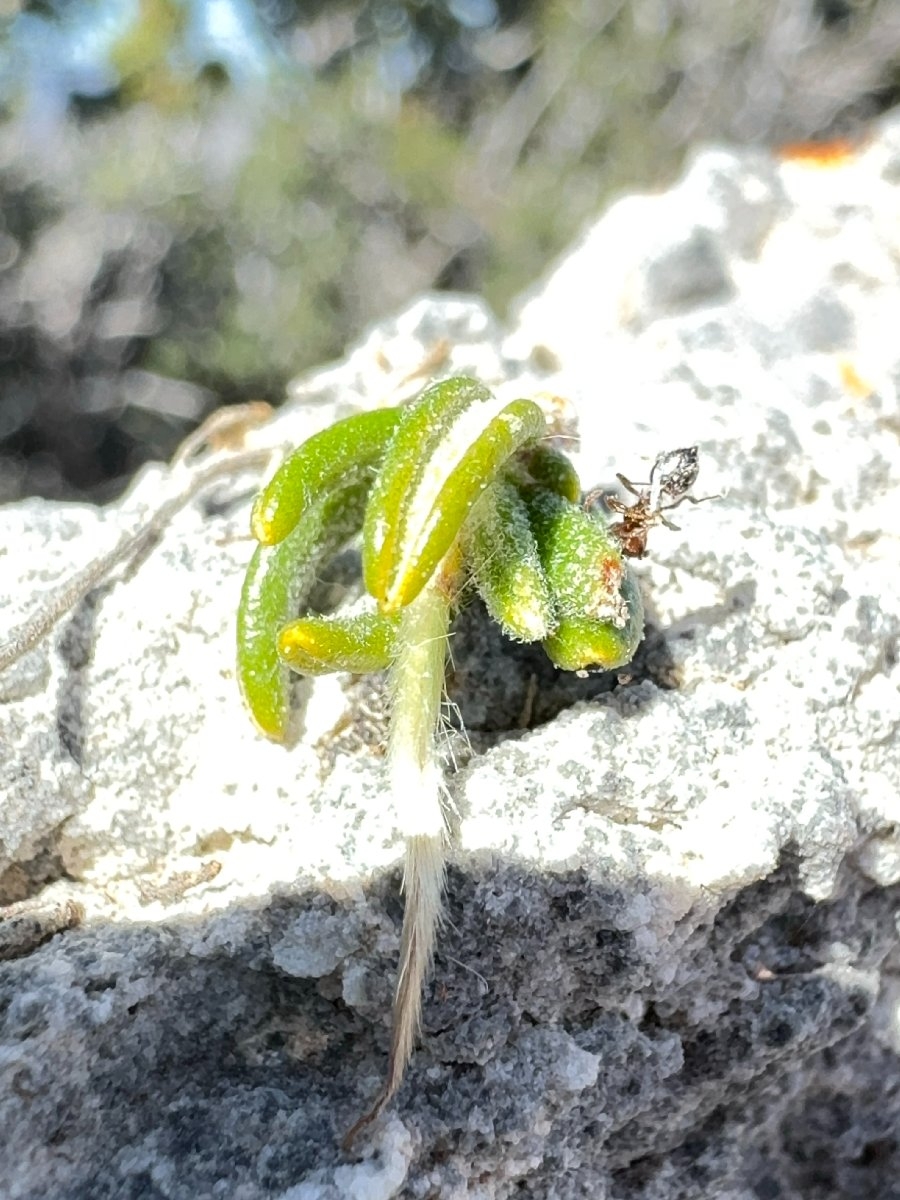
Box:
xmin=343 ymin=571 xmax=452 ymax=1147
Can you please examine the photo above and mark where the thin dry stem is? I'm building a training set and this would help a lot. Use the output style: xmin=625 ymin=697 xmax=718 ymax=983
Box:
xmin=0 ymin=404 xmax=274 ymax=674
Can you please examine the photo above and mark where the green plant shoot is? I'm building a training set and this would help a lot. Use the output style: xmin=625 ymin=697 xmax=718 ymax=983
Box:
xmin=235 ymin=377 xmax=645 ymax=1144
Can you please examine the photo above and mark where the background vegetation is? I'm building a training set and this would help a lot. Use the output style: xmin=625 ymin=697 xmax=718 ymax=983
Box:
xmin=1 ymin=0 xmax=899 ymax=500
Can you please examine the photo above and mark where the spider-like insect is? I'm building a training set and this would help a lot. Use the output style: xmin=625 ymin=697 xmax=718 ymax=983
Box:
xmin=589 ymin=446 xmax=709 ymax=559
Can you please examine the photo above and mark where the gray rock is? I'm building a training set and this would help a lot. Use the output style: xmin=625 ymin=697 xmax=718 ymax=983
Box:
xmin=2 ymin=114 xmax=900 ymax=1199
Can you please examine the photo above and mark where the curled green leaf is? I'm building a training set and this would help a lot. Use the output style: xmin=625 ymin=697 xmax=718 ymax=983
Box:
xmin=526 ymin=489 xmax=625 ymax=618
xmin=464 ymin=479 xmax=555 ymax=642
xmin=508 ymin=444 xmax=581 ymax=503
xmin=363 ymin=377 xmax=546 ymax=613
xmin=278 ymin=610 xmax=400 ymax=676
xmin=542 ymin=570 xmax=644 ymax=672
xmin=526 ymin=488 xmax=644 ymax=671
xmin=251 ymin=408 xmax=402 ymax=546
xmin=237 ymin=481 xmax=370 ymax=740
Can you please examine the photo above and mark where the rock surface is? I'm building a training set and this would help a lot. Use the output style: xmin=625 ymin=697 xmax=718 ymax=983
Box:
xmin=2 ymin=117 xmax=900 ymax=1199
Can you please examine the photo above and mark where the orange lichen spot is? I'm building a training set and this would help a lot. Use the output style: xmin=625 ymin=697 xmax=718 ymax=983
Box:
xmin=838 ymin=358 xmax=875 ymax=400
xmin=777 ymin=137 xmax=865 ymax=167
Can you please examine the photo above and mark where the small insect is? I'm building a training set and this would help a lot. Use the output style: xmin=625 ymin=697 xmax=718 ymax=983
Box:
xmin=586 ymin=447 xmax=710 ymax=558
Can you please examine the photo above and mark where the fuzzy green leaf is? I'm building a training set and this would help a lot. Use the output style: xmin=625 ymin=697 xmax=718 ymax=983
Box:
xmin=363 ymin=377 xmax=546 ymax=612
xmin=507 ymin=444 xmax=581 ymax=503
xmin=541 ymin=570 xmax=644 ymax=672
xmin=464 ymin=479 xmax=555 ymax=642
xmin=251 ymin=408 xmax=402 ymax=546
xmin=278 ymin=610 xmax=400 ymax=676
xmin=526 ymin=488 xmax=644 ymax=671
xmin=237 ymin=481 xmax=370 ymax=739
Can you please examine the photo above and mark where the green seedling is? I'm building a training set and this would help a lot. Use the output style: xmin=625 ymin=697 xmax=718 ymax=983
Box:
xmin=236 ymin=377 xmax=645 ymax=1143
xmin=0 ymin=382 xmax=705 ymax=1150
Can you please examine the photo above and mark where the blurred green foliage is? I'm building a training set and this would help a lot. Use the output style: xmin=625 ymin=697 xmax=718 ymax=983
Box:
xmin=1 ymin=0 xmax=900 ymax=498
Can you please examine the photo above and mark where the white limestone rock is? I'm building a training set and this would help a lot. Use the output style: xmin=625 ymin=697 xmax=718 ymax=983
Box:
xmin=1 ymin=114 xmax=899 ymax=1199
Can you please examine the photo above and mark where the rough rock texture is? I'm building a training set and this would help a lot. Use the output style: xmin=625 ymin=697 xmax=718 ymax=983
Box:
xmin=2 ymin=116 xmax=900 ymax=1200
